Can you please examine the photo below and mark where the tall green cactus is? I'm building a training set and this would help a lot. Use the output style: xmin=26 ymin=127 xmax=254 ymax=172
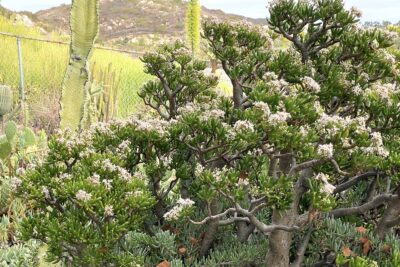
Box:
xmin=0 ymin=85 xmax=12 ymax=117
xmin=185 ymin=0 xmax=201 ymax=56
xmin=59 ymin=0 xmax=99 ymax=130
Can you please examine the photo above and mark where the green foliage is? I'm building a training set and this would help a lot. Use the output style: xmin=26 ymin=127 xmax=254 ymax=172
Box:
xmin=0 ymin=85 xmax=12 ymax=117
xmin=121 ymin=230 xmax=177 ymax=265
xmin=304 ymin=218 xmax=400 ymax=267
xmin=185 ymin=0 xmax=201 ymax=55
xmin=0 ymin=240 xmax=41 ymax=267
xmin=12 ymin=1 xmax=400 ymax=266
xmin=18 ymin=127 xmax=158 ymax=266
xmin=139 ymin=42 xmax=218 ymax=119
xmin=194 ymin=235 xmax=268 ymax=267
xmin=59 ymin=0 xmax=100 ymax=130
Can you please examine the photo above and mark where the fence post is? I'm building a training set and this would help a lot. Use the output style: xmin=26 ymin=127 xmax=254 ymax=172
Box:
xmin=16 ymin=36 xmax=27 ymax=125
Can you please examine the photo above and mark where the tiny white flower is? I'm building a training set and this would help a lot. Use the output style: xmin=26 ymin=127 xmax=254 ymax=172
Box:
xmin=234 ymin=120 xmax=255 ymax=132
xmin=268 ymin=111 xmax=291 ymax=126
xmin=104 ymin=205 xmax=114 ymax=217
xmin=88 ymin=174 xmax=101 ymax=185
xmin=315 ymin=173 xmax=336 ymax=194
xmin=317 ymin=144 xmax=334 ymax=158
xmin=302 ymin=76 xmax=321 ymax=93
xmin=102 ymin=179 xmax=113 ymax=190
xmin=10 ymin=177 xmax=22 ymax=190
xmin=75 ymin=190 xmax=92 ymax=202
xmin=254 ymin=102 xmax=271 ymax=117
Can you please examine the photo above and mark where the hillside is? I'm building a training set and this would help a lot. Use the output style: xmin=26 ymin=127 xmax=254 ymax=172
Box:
xmin=34 ymin=0 xmax=266 ymax=50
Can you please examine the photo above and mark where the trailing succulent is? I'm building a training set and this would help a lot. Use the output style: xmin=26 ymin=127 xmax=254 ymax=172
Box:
xmin=16 ymin=0 xmax=400 ymax=266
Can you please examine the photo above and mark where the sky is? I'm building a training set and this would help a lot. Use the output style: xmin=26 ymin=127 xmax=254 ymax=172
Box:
xmin=1 ymin=0 xmax=399 ymax=23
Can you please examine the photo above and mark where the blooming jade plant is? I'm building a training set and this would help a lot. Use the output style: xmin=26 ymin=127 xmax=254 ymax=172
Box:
xmin=18 ymin=0 xmax=400 ymax=266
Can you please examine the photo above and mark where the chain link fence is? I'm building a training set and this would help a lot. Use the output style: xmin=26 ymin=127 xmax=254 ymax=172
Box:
xmin=0 ymin=32 xmax=149 ymax=132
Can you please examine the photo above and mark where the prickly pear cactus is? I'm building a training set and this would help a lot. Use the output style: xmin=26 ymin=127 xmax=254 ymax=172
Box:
xmin=5 ymin=121 xmax=17 ymax=141
xmin=0 ymin=121 xmax=38 ymax=160
xmin=21 ymin=127 xmax=36 ymax=148
xmin=0 ymin=85 xmax=12 ymax=117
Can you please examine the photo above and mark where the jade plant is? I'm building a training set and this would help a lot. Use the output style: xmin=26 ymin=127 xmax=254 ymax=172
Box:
xmin=18 ymin=0 xmax=400 ymax=266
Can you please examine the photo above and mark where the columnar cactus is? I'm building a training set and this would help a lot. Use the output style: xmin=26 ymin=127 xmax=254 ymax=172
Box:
xmin=59 ymin=0 xmax=99 ymax=131
xmin=0 ymin=85 xmax=12 ymax=117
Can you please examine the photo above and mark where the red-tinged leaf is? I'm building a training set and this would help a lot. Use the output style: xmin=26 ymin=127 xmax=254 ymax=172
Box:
xmin=157 ymin=260 xmax=171 ymax=267
xmin=356 ymin=226 xmax=367 ymax=234
xmin=382 ymin=244 xmax=392 ymax=253
xmin=178 ymin=245 xmax=187 ymax=255
xmin=342 ymin=246 xmax=355 ymax=257
xmin=190 ymin=236 xmax=199 ymax=246
xmin=359 ymin=237 xmax=372 ymax=255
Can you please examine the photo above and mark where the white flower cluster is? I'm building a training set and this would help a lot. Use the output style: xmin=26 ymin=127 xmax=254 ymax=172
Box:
xmin=195 ymin=163 xmax=204 ymax=177
xmin=302 ymin=76 xmax=321 ymax=93
xmin=79 ymin=147 xmax=96 ymax=158
xmin=361 ymin=132 xmax=389 ymax=158
xmin=317 ymin=143 xmax=334 ymax=158
xmin=59 ymin=173 xmax=72 ymax=181
xmin=104 ymin=205 xmax=114 ymax=217
xmin=365 ymin=82 xmax=397 ymax=105
xmin=268 ymin=111 xmax=291 ymax=126
xmin=247 ymin=148 xmax=264 ymax=157
xmin=88 ymin=173 xmax=101 ymax=185
xmin=10 ymin=177 xmax=22 ymax=190
xmin=383 ymin=29 xmax=398 ymax=42
xmin=269 ymin=0 xmax=287 ymax=7
xmin=314 ymin=101 xmax=324 ymax=115
xmin=351 ymin=84 xmax=363 ymax=96
xmin=118 ymin=140 xmax=131 ymax=153
xmin=200 ymin=109 xmax=225 ymax=121
xmin=164 ymin=198 xmax=195 ymax=221
xmin=350 ymin=6 xmax=362 ymax=18
xmin=381 ymin=50 xmax=396 ymax=65
xmin=76 ymin=190 xmax=92 ymax=202
xmin=299 ymin=125 xmax=310 ymax=137
xmin=132 ymin=118 xmax=171 ymax=136
xmin=263 ymin=71 xmax=278 ymax=81
xmin=254 ymin=101 xmax=271 ymax=117
xmin=42 ymin=186 xmax=50 ymax=199
xmin=237 ymin=177 xmax=249 ymax=187
xmin=234 ymin=120 xmax=255 ymax=132
xmin=102 ymin=179 xmax=113 ymax=190
xmin=316 ymin=113 xmax=369 ymax=138
xmin=101 ymin=159 xmax=131 ymax=181
xmin=371 ymin=132 xmax=383 ymax=147
xmin=177 ymin=103 xmax=200 ymax=114
xmin=90 ymin=122 xmax=113 ymax=136
xmin=268 ymin=79 xmax=290 ymax=94
xmin=315 ymin=173 xmax=336 ymax=194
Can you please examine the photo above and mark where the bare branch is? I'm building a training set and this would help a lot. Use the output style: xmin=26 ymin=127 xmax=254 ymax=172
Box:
xmin=288 ymin=159 xmax=326 ymax=176
xmin=330 ymin=159 xmax=350 ymax=176
xmin=330 ymin=194 xmax=398 ymax=217
xmin=333 ymin=171 xmax=382 ymax=194
xmin=235 ymin=203 xmax=299 ymax=233
xmin=291 ymin=223 xmax=314 ymax=267
xmin=190 ymin=208 xmax=236 ymax=225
